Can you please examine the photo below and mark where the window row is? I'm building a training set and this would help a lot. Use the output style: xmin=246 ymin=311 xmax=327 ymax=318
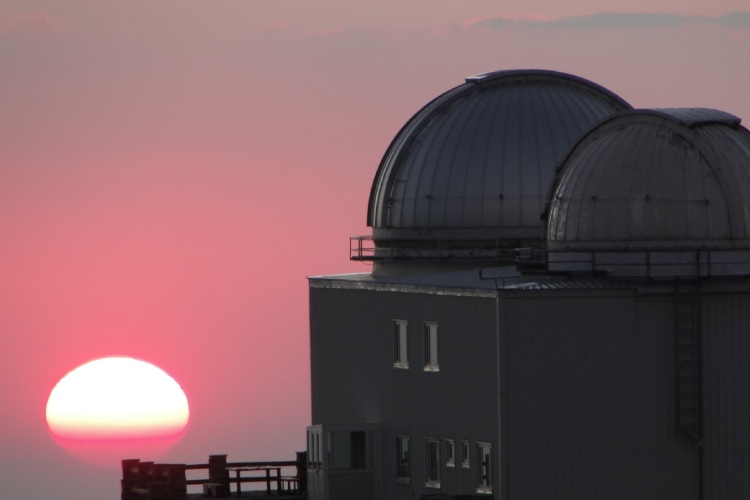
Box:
xmin=393 ymin=320 xmax=439 ymax=371
xmin=397 ymin=436 xmax=492 ymax=493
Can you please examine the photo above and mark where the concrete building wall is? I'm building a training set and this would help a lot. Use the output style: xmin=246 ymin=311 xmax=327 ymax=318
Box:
xmin=310 ymin=281 xmax=750 ymax=500
xmin=501 ymin=291 xmax=698 ymax=499
xmin=703 ymin=296 xmax=750 ymax=499
xmin=309 ymin=284 xmax=499 ymax=500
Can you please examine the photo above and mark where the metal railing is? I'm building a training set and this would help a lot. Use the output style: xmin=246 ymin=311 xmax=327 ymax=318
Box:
xmin=543 ymin=248 xmax=750 ymax=279
xmin=349 ymin=235 xmax=517 ymax=262
xmin=350 ymin=236 xmax=379 ymax=260
xmin=351 ymin=235 xmax=750 ymax=279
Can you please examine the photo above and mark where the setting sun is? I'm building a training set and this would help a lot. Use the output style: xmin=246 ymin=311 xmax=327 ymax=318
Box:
xmin=46 ymin=357 xmax=189 ymax=467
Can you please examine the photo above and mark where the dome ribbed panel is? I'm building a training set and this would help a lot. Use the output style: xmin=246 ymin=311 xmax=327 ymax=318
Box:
xmin=370 ymin=71 xmax=631 ymax=240
xmin=696 ymin=125 xmax=750 ymax=239
xmin=547 ymin=112 xmax=750 ymax=248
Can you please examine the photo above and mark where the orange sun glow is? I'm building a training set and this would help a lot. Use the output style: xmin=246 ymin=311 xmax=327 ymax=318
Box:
xmin=46 ymin=357 xmax=189 ymax=468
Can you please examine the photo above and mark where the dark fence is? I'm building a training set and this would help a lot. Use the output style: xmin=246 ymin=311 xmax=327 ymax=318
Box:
xmin=121 ymin=452 xmax=307 ymax=499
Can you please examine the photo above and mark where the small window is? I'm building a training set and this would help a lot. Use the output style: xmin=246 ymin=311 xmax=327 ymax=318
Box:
xmin=446 ymin=439 xmax=455 ymax=467
xmin=426 ymin=439 xmax=441 ymax=488
xmin=329 ymin=431 xmax=367 ymax=470
xmin=394 ymin=320 xmax=408 ymax=368
xmin=307 ymin=431 xmax=313 ymax=469
xmin=477 ymin=442 xmax=492 ymax=493
xmin=396 ymin=436 xmax=410 ymax=481
xmin=461 ymin=440 xmax=470 ymax=468
xmin=307 ymin=430 xmax=322 ymax=469
xmin=423 ymin=322 xmax=439 ymax=371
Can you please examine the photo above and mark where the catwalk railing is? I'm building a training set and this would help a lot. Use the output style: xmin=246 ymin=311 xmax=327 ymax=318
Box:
xmin=350 ymin=235 xmax=517 ymax=262
xmin=543 ymin=247 xmax=750 ymax=279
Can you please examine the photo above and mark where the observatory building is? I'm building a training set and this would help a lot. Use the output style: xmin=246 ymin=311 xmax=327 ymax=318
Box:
xmin=307 ymin=70 xmax=750 ymax=500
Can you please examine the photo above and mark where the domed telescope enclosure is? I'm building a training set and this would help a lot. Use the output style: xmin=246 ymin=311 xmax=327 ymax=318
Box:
xmin=354 ymin=69 xmax=631 ymax=275
xmin=545 ymin=108 xmax=750 ymax=278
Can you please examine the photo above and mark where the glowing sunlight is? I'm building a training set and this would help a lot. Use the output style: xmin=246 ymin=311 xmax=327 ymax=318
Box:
xmin=46 ymin=357 xmax=189 ymax=467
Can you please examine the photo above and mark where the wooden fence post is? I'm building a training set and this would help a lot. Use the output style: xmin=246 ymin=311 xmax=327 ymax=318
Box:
xmin=296 ymin=451 xmax=308 ymax=494
xmin=167 ymin=463 xmax=187 ymax=497
xmin=207 ymin=454 xmax=230 ymax=495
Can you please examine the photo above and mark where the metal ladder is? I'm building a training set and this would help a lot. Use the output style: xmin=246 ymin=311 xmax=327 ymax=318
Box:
xmin=675 ymin=297 xmax=702 ymax=442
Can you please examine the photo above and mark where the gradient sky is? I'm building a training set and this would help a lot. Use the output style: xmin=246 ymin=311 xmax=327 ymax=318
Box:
xmin=2 ymin=0 xmax=750 ymax=497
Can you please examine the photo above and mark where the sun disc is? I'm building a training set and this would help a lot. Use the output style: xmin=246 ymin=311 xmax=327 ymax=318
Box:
xmin=46 ymin=357 xmax=190 ymax=467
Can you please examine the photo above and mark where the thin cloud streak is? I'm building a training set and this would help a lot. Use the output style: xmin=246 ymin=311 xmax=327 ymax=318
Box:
xmin=464 ymin=11 xmax=750 ymax=31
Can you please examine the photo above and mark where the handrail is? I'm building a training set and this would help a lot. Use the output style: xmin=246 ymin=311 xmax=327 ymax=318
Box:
xmin=184 ymin=460 xmax=297 ymax=485
xmin=350 ymin=236 xmax=379 ymax=260
xmin=186 ymin=460 xmax=296 ymax=470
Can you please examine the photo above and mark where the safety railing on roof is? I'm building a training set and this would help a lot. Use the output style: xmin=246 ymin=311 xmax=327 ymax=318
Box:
xmin=349 ymin=235 xmax=518 ymax=262
xmin=352 ymin=237 xmax=750 ymax=279
xmin=350 ymin=236 xmax=379 ymax=260
xmin=542 ymin=248 xmax=750 ymax=279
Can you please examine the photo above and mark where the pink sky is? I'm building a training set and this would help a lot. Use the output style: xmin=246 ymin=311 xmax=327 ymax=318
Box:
xmin=2 ymin=0 xmax=750 ymax=496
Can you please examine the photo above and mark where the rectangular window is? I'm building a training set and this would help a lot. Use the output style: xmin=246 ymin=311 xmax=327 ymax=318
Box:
xmin=329 ymin=431 xmax=367 ymax=470
xmin=307 ymin=431 xmax=313 ymax=469
xmin=446 ymin=439 xmax=455 ymax=467
xmin=477 ymin=442 xmax=492 ymax=493
xmin=307 ymin=430 xmax=321 ymax=469
xmin=461 ymin=440 xmax=470 ymax=468
xmin=315 ymin=433 xmax=321 ymax=468
xmin=423 ymin=322 xmax=439 ymax=371
xmin=394 ymin=320 xmax=408 ymax=368
xmin=426 ymin=439 xmax=441 ymax=488
xmin=396 ymin=436 xmax=410 ymax=481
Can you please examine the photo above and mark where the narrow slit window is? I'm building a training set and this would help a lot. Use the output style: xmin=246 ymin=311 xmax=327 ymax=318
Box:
xmin=394 ymin=320 xmax=408 ymax=368
xmin=477 ymin=442 xmax=492 ymax=493
xmin=423 ymin=322 xmax=439 ymax=371
xmin=426 ymin=438 xmax=441 ymax=488
xmin=308 ymin=430 xmax=321 ymax=469
xmin=396 ymin=436 xmax=410 ymax=481
xmin=307 ymin=431 xmax=313 ymax=469
xmin=461 ymin=440 xmax=470 ymax=468
xmin=446 ymin=439 xmax=455 ymax=467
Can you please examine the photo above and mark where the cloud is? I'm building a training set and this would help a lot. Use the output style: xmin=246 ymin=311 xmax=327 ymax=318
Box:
xmin=464 ymin=11 xmax=750 ymax=31
xmin=307 ymin=25 xmax=414 ymax=44
xmin=718 ymin=11 xmax=750 ymax=29
xmin=0 ymin=12 xmax=70 ymax=35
